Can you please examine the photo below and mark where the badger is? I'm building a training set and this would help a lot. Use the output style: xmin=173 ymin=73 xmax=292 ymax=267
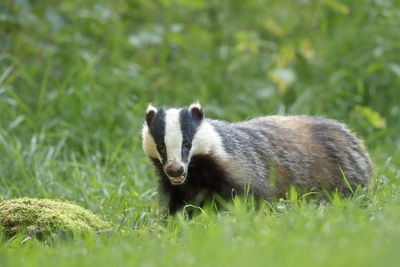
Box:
xmin=142 ymin=102 xmax=372 ymax=214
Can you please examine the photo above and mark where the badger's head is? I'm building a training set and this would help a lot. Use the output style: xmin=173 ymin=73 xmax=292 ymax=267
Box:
xmin=142 ymin=102 xmax=205 ymax=185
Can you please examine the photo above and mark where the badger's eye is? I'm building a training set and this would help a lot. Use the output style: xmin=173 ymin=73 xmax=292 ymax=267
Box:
xmin=182 ymin=140 xmax=191 ymax=149
xmin=157 ymin=144 xmax=166 ymax=154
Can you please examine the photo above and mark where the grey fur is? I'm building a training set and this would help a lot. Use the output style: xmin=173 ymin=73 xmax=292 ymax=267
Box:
xmin=207 ymin=115 xmax=372 ymax=198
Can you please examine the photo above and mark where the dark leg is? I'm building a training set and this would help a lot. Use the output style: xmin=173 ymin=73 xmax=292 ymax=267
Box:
xmin=168 ymin=194 xmax=186 ymax=214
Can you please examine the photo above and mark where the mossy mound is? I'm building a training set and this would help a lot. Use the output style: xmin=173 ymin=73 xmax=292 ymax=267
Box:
xmin=0 ymin=198 xmax=113 ymax=238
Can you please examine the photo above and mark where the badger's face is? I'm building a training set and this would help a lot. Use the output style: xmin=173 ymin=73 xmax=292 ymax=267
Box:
xmin=142 ymin=103 xmax=204 ymax=185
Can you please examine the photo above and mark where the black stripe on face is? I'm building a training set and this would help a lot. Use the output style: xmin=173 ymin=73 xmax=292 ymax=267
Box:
xmin=149 ymin=108 xmax=167 ymax=163
xmin=179 ymin=108 xmax=203 ymax=163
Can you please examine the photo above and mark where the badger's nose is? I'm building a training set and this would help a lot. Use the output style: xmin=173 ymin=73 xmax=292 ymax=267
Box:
xmin=165 ymin=163 xmax=184 ymax=177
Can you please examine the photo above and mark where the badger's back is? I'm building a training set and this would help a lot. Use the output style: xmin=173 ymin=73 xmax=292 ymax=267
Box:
xmin=209 ymin=115 xmax=372 ymax=197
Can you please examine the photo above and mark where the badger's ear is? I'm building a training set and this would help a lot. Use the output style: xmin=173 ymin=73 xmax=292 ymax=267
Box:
xmin=189 ymin=102 xmax=203 ymax=120
xmin=146 ymin=104 xmax=157 ymax=126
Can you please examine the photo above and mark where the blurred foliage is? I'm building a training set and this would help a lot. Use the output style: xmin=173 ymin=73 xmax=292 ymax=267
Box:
xmin=1 ymin=0 xmax=400 ymax=136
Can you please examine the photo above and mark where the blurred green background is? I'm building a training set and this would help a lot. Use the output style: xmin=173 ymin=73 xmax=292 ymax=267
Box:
xmin=1 ymin=0 xmax=400 ymax=266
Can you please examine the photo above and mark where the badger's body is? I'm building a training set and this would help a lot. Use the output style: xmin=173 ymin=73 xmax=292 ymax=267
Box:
xmin=142 ymin=103 xmax=372 ymax=214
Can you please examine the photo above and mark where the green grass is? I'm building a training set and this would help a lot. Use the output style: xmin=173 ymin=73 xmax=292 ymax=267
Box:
xmin=1 ymin=0 xmax=400 ymax=266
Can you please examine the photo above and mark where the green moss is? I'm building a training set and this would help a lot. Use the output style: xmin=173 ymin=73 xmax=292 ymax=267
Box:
xmin=0 ymin=198 xmax=113 ymax=238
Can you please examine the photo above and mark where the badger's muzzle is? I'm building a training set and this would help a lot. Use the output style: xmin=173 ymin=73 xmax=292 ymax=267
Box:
xmin=164 ymin=163 xmax=186 ymax=185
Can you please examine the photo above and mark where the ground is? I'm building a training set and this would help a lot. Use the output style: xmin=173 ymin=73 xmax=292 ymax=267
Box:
xmin=0 ymin=0 xmax=399 ymax=266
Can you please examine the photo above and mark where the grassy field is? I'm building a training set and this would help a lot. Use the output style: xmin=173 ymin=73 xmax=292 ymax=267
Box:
xmin=1 ymin=0 xmax=400 ymax=266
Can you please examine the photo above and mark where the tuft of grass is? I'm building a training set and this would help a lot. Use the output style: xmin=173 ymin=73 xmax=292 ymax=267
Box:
xmin=339 ymin=163 xmax=355 ymax=195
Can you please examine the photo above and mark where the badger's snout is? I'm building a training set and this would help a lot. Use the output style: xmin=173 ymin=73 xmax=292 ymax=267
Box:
xmin=165 ymin=163 xmax=184 ymax=177
xmin=164 ymin=163 xmax=186 ymax=185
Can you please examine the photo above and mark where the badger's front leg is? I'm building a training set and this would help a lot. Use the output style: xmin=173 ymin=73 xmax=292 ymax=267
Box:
xmin=167 ymin=192 xmax=186 ymax=214
xmin=158 ymin=176 xmax=188 ymax=214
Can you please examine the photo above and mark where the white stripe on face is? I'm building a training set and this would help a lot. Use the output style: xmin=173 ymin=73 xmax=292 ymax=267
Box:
xmin=164 ymin=108 xmax=182 ymax=163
